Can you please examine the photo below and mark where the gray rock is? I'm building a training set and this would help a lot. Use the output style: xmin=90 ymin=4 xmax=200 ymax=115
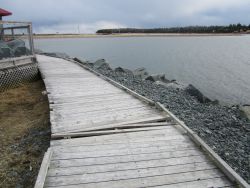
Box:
xmin=0 ymin=39 xmax=30 ymax=58
xmin=0 ymin=40 xmax=9 ymax=48
xmin=145 ymin=74 xmax=169 ymax=83
xmin=6 ymin=39 xmax=25 ymax=49
xmin=184 ymin=84 xmax=211 ymax=103
xmin=155 ymin=81 xmax=186 ymax=90
xmin=114 ymin=67 xmax=132 ymax=74
xmin=44 ymin=52 xmax=70 ymax=59
xmin=34 ymin=48 xmax=44 ymax=54
xmin=240 ymin=105 xmax=250 ymax=121
xmin=133 ymin=67 xmax=148 ymax=79
xmin=93 ymin=59 xmax=112 ymax=70
xmin=0 ymin=47 xmax=13 ymax=59
xmin=73 ymin=57 xmax=87 ymax=64
xmin=14 ymin=46 xmax=29 ymax=57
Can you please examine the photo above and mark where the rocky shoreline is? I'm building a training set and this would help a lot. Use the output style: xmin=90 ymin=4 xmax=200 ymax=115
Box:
xmin=74 ymin=57 xmax=250 ymax=184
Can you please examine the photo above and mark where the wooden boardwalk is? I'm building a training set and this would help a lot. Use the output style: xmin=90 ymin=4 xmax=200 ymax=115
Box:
xmin=35 ymin=55 xmax=249 ymax=188
xmin=38 ymin=55 xmax=167 ymax=138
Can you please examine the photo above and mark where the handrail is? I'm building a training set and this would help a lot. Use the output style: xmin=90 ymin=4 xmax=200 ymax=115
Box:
xmin=0 ymin=55 xmax=35 ymax=63
xmin=0 ymin=20 xmax=32 ymax=25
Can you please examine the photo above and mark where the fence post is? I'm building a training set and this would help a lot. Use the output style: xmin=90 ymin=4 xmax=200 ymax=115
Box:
xmin=27 ymin=23 xmax=35 ymax=55
xmin=11 ymin=28 xmax=14 ymax=38
xmin=0 ymin=18 xmax=3 ymax=40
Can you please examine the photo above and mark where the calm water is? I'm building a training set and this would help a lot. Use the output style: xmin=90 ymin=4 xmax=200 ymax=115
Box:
xmin=35 ymin=36 xmax=250 ymax=104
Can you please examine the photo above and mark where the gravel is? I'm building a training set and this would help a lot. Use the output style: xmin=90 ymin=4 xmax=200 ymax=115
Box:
xmin=84 ymin=62 xmax=250 ymax=184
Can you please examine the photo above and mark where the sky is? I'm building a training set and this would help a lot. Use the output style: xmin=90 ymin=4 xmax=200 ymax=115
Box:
xmin=1 ymin=0 xmax=250 ymax=34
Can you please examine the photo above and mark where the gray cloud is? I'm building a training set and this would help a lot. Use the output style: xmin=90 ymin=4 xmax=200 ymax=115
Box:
xmin=1 ymin=0 xmax=250 ymax=33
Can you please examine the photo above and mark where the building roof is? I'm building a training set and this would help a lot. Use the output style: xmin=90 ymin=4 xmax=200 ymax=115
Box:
xmin=0 ymin=8 xmax=12 ymax=16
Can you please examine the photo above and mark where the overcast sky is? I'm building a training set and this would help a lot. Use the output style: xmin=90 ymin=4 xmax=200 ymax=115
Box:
xmin=1 ymin=0 xmax=250 ymax=33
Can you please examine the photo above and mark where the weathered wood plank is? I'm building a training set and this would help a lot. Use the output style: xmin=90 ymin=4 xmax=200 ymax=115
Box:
xmin=53 ymin=141 xmax=195 ymax=156
xmin=47 ymin=158 xmax=211 ymax=177
xmin=48 ymin=92 xmax=126 ymax=103
xmin=34 ymin=148 xmax=53 ymax=188
xmin=51 ymin=140 xmax=193 ymax=157
xmin=45 ymin=163 xmax=217 ymax=186
xmin=52 ymin=147 xmax=200 ymax=160
xmin=50 ymin=95 xmax=133 ymax=106
xmin=45 ymin=169 xmax=224 ymax=187
xmin=51 ymin=103 xmax=151 ymax=115
xmin=52 ymin=139 xmax=193 ymax=154
xmin=51 ymin=123 xmax=177 ymax=139
xmin=52 ymin=115 xmax=168 ymax=134
xmin=50 ymin=149 xmax=203 ymax=168
xmin=52 ymin=127 xmax=188 ymax=147
xmin=51 ymin=133 xmax=189 ymax=148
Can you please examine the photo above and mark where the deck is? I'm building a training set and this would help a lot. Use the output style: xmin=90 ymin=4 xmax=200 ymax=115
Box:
xmin=35 ymin=55 xmax=249 ymax=188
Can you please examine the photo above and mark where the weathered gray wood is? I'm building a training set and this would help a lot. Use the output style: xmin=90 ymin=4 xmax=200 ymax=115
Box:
xmin=51 ymin=99 xmax=145 ymax=109
xmin=53 ymin=141 xmax=195 ymax=156
xmin=48 ymin=92 xmax=126 ymax=103
xmin=45 ymin=163 xmax=217 ymax=186
xmin=50 ymin=149 xmax=203 ymax=168
xmin=72 ymin=59 xmax=155 ymax=105
xmin=52 ymin=103 xmax=153 ymax=115
xmin=52 ymin=147 xmax=200 ymax=161
xmin=52 ymin=115 xmax=168 ymax=134
xmin=51 ymin=122 xmax=175 ymax=139
xmin=51 ymin=139 xmax=192 ymax=156
xmin=51 ymin=134 xmax=188 ymax=149
xmin=45 ymin=169 xmax=224 ymax=188
xmin=47 ymin=158 xmax=211 ymax=177
xmin=51 ymin=131 xmax=193 ymax=152
xmin=52 ymin=114 xmax=165 ymax=128
xmin=34 ymin=148 xmax=52 ymax=188
xmin=50 ymin=95 xmax=133 ymax=106
xmin=152 ymin=177 xmax=233 ymax=188
xmin=52 ymin=138 xmax=193 ymax=152
xmin=51 ymin=127 xmax=186 ymax=146
xmin=50 ymin=154 xmax=208 ymax=170
xmin=38 ymin=54 xmax=167 ymax=135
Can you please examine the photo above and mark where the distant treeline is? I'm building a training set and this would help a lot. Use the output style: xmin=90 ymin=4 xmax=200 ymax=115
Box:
xmin=96 ymin=24 xmax=250 ymax=34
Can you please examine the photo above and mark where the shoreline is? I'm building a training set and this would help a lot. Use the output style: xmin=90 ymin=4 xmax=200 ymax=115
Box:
xmin=72 ymin=56 xmax=249 ymax=183
xmin=33 ymin=33 xmax=247 ymax=39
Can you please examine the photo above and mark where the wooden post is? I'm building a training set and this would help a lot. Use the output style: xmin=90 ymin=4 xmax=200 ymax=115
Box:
xmin=27 ymin=24 xmax=35 ymax=55
xmin=11 ymin=28 xmax=14 ymax=38
xmin=0 ymin=16 xmax=3 ymax=40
